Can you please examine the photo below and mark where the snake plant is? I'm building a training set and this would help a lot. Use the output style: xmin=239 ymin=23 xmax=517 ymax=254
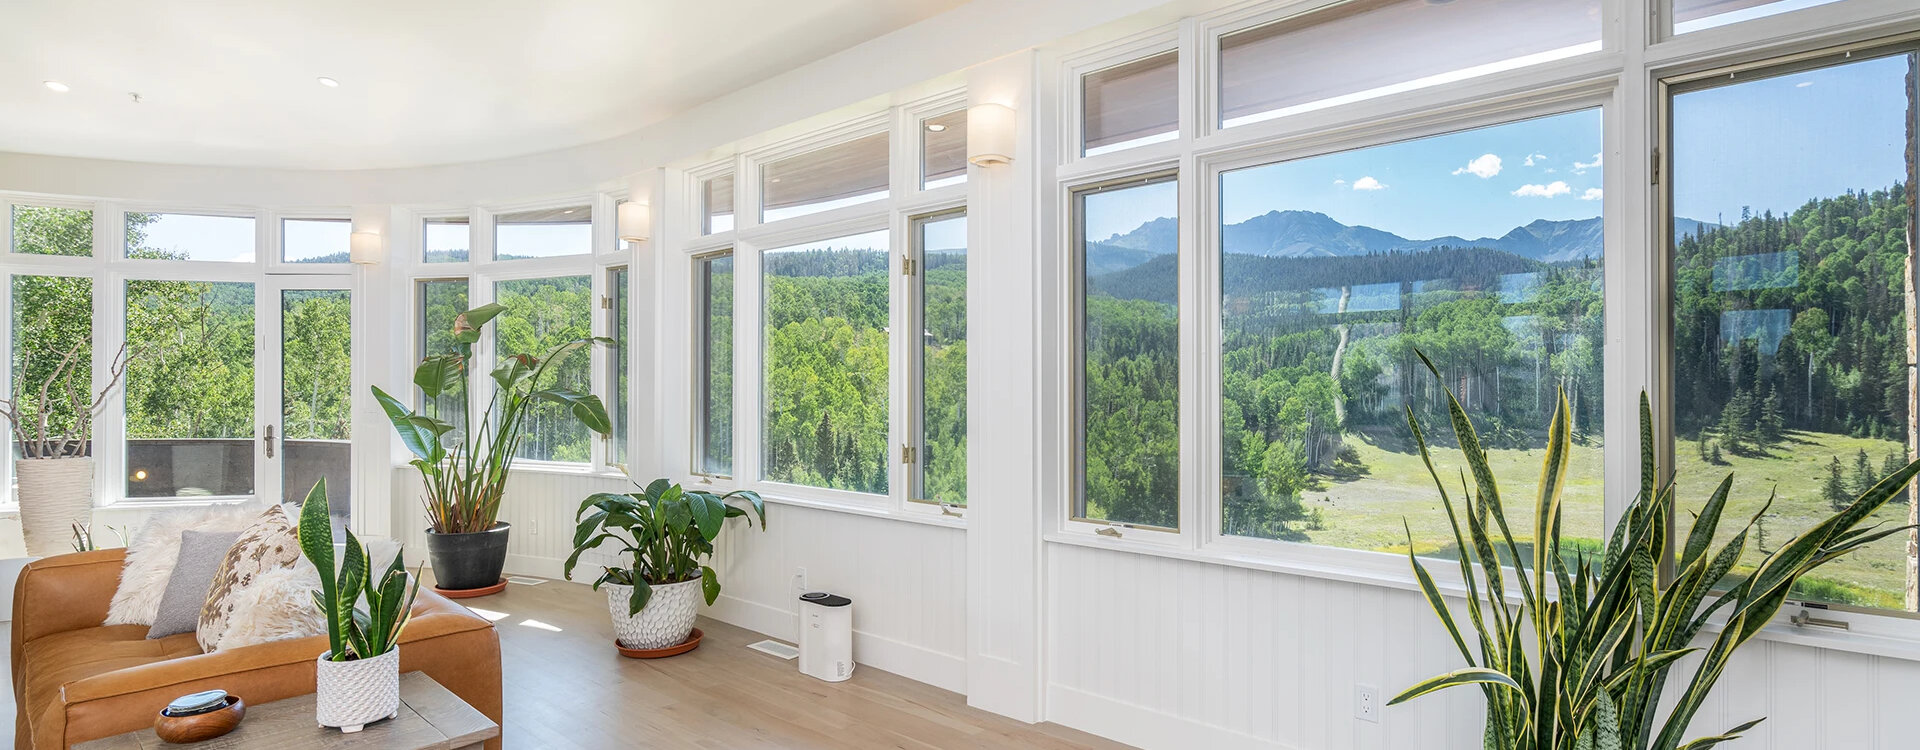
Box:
xmin=1390 ymin=352 xmax=1919 ymax=750
xmin=564 ymin=478 xmax=765 ymax=616
xmin=297 ymin=478 xmax=422 ymax=661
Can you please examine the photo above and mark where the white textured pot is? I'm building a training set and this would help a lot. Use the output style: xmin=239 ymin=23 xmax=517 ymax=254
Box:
xmin=604 ymin=579 xmax=701 ymax=650
xmin=315 ymin=647 xmax=400 ymax=732
xmin=16 ymin=457 xmax=93 ymax=557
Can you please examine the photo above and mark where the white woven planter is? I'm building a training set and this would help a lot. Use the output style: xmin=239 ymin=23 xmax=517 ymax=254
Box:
xmin=604 ymin=579 xmax=701 ymax=650
xmin=16 ymin=458 xmax=93 ymax=557
xmin=315 ymin=647 xmax=400 ymax=732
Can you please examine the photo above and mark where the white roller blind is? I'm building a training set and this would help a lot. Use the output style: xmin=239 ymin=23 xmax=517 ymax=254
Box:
xmin=760 ymin=132 xmax=890 ymax=222
xmin=1083 ymin=51 xmax=1179 ymax=155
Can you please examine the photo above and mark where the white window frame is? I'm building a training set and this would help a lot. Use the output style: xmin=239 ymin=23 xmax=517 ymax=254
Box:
xmin=270 ymin=210 xmax=355 ymax=273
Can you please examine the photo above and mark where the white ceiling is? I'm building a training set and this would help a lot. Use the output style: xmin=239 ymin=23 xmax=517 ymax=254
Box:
xmin=1 ymin=0 xmax=967 ymax=170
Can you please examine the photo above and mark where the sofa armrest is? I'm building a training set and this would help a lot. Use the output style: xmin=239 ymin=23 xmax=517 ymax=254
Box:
xmin=11 ymin=550 xmax=124 ymax=677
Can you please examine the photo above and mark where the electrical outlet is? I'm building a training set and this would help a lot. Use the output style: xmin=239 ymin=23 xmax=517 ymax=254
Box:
xmin=792 ymin=567 xmax=809 ymax=593
xmin=1355 ymin=684 xmax=1380 ymax=723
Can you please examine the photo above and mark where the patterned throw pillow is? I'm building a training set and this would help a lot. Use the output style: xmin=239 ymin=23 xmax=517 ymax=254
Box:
xmin=197 ymin=505 xmax=303 ymax=652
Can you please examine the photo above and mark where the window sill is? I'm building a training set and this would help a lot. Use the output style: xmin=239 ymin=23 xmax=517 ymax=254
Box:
xmin=755 ymin=491 xmax=965 ymax=531
xmin=1043 ymin=531 xmax=1920 ymax=663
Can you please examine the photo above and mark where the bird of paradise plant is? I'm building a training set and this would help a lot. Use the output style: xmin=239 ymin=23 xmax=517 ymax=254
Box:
xmin=1390 ymin=353 xmax=1918 ymax=750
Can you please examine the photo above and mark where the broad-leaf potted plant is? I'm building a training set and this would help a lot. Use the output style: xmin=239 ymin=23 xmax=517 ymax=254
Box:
xmin=1 ymin=338 xmax=133 ymax=556
xmin=296 ymin=478 xmax=422 ymax=733
xmin=1390 ymin=354 xmax=1919 ymax=749
xmin=372 ymin=303 xmax=610 ymax=594
xmin=565 ymin=479 xmax=765 ymax=654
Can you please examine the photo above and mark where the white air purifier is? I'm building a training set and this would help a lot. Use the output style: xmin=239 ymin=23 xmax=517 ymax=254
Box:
xmin=797 ymin=591 xmax=854 ymax=682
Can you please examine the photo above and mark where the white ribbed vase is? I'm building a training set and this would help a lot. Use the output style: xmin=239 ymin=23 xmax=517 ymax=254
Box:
xmin=315 ymin=647 xmax=400 ymax=732
xmin=604 ymin=579 xmax=701 ymax=650
xmin=16 ymin=458 xmax=93 ymax=557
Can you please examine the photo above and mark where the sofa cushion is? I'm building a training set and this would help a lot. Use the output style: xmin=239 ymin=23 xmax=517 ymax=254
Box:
xmin=19 ymin=624 xmax=201 ymax=739
xmin=147 ymin=529 xmax=242 ymax=639
xmin=104 ymin=504 xmax=266 ymax=627
xmin=197 ymin=506 xmax=302 ymax=652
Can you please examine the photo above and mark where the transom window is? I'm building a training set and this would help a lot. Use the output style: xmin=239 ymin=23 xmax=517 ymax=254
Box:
xmin=494 ymin=206 xmax=591 ymax=260
xmin=760 ymin=132 xmax=891 ymax=223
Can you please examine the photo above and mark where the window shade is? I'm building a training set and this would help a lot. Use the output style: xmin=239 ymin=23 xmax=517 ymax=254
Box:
xmin=1672 ymin=0 xmax=1841 ymax=33
xmin=1082 ymin=51 xmax=1179 ymax=155
xmin=1219 ymin=0 xmax=1601 ymax=128
xmin=922 ymin=110 xmax=969 ymax=188
xmin=760 ymin=132 xmax=890 ymax=222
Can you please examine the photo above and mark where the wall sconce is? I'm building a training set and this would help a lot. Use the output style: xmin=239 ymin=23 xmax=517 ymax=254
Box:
xmin=349 ymin=231 xmax=384 ymax=265
xmin=967 ymin=103 xmax=1015 ymax=167
xmin=618 ymin=201 xmax=650 ymax=242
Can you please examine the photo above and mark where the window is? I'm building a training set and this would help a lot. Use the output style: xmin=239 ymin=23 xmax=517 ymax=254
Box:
xmin=762 ymin=229 xmax=889 ymax=493
xmin=494 ymin=206 xmax=591 ymax=261
xmin=1082 ymin=51 xmax=1178 ymax=157
xmin=10 ymin=274 xmax=93 ymax=460
xmin=1218 ymin=0 xmax=1601 ymax=129
xmin=494 ymin=276 xmax=594 ymax=462
xmin=922 ymin=110 xmax=968 ymax=190
xmin=278 ymin=288 xmax=352 ymax=506
xmin=695 ymin=252 xmax=734 ymax=476
xmin=1673 ymin=0 xmax=1846 ymax=35
xmin=11 ymin=205 xmax=92 ymax=256
xmin=125 ymin=279 xmax=256 ymax=498
xmin=608 ymin=266 xmax=629 ymax=471
xmin=424 ymin=217 xmax=470 ymax=263
xmin=1076 ymin=175 xmax=1180 ymax=528
xmin=282 ymin=218 xmax=351 ymax=264
xmin=703 ymin=174 xmax=735 ymax=234
xmin=1668 ymin=49 xmax=1916 ymax=611
xmin=418 ymin=279 xmax=470 ymax=437
xmin=912 ymin=212 xmax=968 ymax=506
xmin=126 ymin=213 xmax=255 ymax=262
xmin=1217 ymin=111 xmax=1605 ymax=552
xmin=760 ymin=133 xmax=890 ymax=223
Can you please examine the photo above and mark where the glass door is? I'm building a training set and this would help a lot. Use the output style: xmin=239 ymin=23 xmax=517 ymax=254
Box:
xmin=261 ymin=275 xmax=353 ymax=515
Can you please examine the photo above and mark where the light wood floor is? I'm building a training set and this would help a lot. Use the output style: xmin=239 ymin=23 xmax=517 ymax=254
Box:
xmin=461 ymin=578 xmax=1133 ymax=750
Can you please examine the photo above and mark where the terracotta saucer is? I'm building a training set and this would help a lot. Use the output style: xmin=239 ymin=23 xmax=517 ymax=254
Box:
xmin=616 ymin=628 xmax=703 ymax=659
xmin=433 ymin=579 xmax=508 ymax=599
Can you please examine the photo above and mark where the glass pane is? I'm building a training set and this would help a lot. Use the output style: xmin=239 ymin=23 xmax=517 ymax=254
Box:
xmin=696 ymin=254 xmax=735 ymax=476
xmin=1218 ymin=110 xmax=1605 ymax=554
xmin=282 ymin=219 xmax=351 ymax=263
xmin=495 ymin=207 xmax=591 ymax=261
xmin=10 ymin=275 xmax=93 ymax=459
xmin=1078 ymin=177 xmax=1180 ymax=528
xmin=11 ymin=205 xmax=92 ymax=257
xmin=418 ymin=280 xmax=470 ymax=439
xmin=1670 ymin=52 xmax=1917 ymax=611
xmin=126 ymin=280 xmax=256 ymax=497
xmin=703 ymin=174 xmax=735 ymax=234
xmin=922 ymin=110 xmax=968 ymax=190
xmin=126 ymin=213 xmax=255 ymax=262
xmin=916 ymin=214 xmax=968 ymax=506
xmin=1220 ymin=0 xmax=1601 ymax=129
xmin=494 ymin=276 xmax=593 ymax=462
xmin=760 ymin=133 xmax=890 ymax=223
xmin=609 ymin=268 xmax=629 ymax=470
xmin=1673 ymin=0 xmax=1845 ymax=34
xmin=281 ymin=289 xmax=351 ymax=510
xmin=424 ymin=217 xmax=470 ymax=263
xmin=1083 ymin=51 xmax=1179 ymax=157
xmin=762 ymin=230 xmax=889 ymax=492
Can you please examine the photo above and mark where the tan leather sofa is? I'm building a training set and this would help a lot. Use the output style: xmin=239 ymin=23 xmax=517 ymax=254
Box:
xmin=12 ymin=549 xmax=503 ymax=749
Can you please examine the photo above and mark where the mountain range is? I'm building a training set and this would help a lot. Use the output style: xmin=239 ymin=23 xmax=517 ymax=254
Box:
xmin=1091 ymin=211 xmax=1718 ymax=271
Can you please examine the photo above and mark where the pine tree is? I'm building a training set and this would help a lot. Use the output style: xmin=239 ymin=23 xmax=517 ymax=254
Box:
xmin=1718 ymin=389 xmax=1753 ymax=454
xmin=1852 ymin=448 xmax=1876 ymax=495
xmin=1696 ymin=430 xmax=1712 ymax=462
xmin=1824 ymin=455 xmax=1851 ymax=511
xmin=1711 ymin=443 xmax=1723 ymax=465
xmin=1757 ymin=388 xmax=1784 ymax=448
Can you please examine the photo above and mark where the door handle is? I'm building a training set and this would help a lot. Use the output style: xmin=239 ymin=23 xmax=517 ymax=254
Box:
xmin=264 ymin=425 xmax=276 ymax=459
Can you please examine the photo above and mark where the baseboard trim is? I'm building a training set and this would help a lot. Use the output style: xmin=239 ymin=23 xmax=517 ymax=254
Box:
xmin=706 ymin=593 xmax=967 ymax=694
xmin=1046 ymin=683 xmax=1291 ymax=750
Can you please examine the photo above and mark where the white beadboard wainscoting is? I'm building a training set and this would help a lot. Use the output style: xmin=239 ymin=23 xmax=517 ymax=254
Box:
xmin=389 ymin=468 xmax=969 ymax=693
xmin=1044 ymin=542 xmax=1920 ymax=750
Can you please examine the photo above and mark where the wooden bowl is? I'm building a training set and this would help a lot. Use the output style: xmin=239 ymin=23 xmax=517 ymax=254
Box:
xmin=155 ymin=695 xmax=245 ymax=743
xmin=616 ymin=627 xmax=703 ymax=659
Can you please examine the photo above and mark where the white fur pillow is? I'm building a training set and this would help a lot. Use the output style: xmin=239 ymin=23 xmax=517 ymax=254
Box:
xmin=104 ymin=502 xmax=268 ymax=627
xmin=213 ymin=557 xmax=327 ymax=651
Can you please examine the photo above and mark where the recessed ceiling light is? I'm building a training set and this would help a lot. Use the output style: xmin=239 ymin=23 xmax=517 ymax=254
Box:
xmin=562 ymin=209 xmax=574 ymax=214
xmin=317 ymin=77 xmax=339 ymax=88
xmin=926 ymin=123 xmax=947 ymax=132
xmin=43 ymin=81 xmax=70 ymax=93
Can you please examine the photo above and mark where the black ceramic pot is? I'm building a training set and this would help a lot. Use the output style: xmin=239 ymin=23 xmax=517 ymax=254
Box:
xmin=425 ymin=522 xmax=511 ymax=591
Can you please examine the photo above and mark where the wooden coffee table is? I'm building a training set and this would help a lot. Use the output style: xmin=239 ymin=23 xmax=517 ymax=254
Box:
xmin=76 ymin=672 xmax=498 ymax=749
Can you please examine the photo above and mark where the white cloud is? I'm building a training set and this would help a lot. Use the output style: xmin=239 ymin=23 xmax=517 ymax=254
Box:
xmin=1452 ymin=153 xmax=1503 ymax=178
xmin=1580 ymin=187 xmax=1604 ymax=201
xmin=1351 ymin=176 xmax=1387 ymax=191
xmin=1522 ymin=152 xmax=1548 ymax=167
xmin=1512 ymin=181 xmax=1572 ymax=198
xmin=1796 ymin=81 xmax=1813 ymax=88
xmin=1332 ymin=178 xmax=1347 ymax=186
xmin=1572 ymin=152 xmax=1603 ymax=173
